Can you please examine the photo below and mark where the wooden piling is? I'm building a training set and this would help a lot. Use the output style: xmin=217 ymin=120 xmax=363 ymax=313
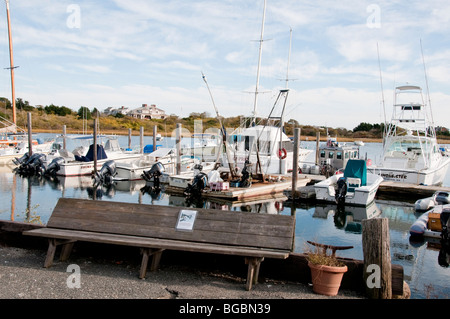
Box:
xmin=315 ymin=131 xmax=320 ymax=165
xmin=128 ymin=128 xmax=132 ymax=150
xmin=292 ymin=128 xmax=300 ymax=202
xmin=362 ymin=218 xmax=392 ymax=299
xmin=93 ymin=119 xmax=97 ymax=174
xmin=27 ymin=113 xmax=32 ymax=156
xmin=140 ymin=126 xmax=144 ymax=154
xmin=153 ymin=125 xmax=157 ymax=152
xmin=62 ymin=125 xmax=67 ymax=149
xmin=176 ymin=123 xmax=181 ymax=174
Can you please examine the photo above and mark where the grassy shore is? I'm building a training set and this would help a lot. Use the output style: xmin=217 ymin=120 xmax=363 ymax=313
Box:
xmin=33 ymin=128 xmax=450 ymax=145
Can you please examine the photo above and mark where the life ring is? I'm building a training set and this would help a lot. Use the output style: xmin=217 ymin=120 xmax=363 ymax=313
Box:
xmin=275 ymin=201 xmax=283 ymax=211
xmin=277 ymin=148 xmax=287 ymax=160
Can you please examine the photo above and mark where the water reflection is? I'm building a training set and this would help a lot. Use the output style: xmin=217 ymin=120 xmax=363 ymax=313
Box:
xmin=1 ymin=165 xmax=449 ymax=299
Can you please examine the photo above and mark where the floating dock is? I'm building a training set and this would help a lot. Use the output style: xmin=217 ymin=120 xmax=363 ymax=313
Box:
xmin=285 ymin=174 xmax=450 ymax=203
xmin=165 ymin=176 xmax=311 ymax=201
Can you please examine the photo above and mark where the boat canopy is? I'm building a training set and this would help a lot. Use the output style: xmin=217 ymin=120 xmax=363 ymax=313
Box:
xmin=344 ymin=159 xmax=367 ymax=186
xmin=74 ymin=144 xmax=107 ymax=162
xmin=396 ymin=85 xmax=421 ymax=91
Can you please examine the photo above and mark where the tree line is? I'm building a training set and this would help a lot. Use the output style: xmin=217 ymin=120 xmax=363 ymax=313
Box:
xmin=1 ymin=97 xmax=449 ymax=139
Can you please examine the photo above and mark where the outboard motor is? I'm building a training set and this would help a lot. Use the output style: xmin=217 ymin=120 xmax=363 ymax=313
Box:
xmin=93 ymin=160 xmax=117 ymax=186
xmin=335 ymin=176 xmax=347 ymax=206
xmin=441 ymin=207 xmax=450 ymax=241
xmin=16 ymin=153 xmax=47 ymax=176
xmin=44 ymin=157 xmax=65 ymax=176
xmin=184 ymin=171 xmax=208 ymax=198
xmin=141 ymin=162 xmax=165 ymax=187
xmin=436 ymin=192 xmax=450 ymax=205
xmin=239 ymin=160 xmax=252 ymax=188
xmin=12 ymin=153 xmax=30 ymax=166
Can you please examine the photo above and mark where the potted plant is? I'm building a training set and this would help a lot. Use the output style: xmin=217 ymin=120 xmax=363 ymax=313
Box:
xmin=306 ymin=241 xmax=350 ymax=296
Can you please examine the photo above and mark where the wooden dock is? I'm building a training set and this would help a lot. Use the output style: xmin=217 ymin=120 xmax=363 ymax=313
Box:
xmin=285 ymin=174 xmax=450 ymax=202
xmin=165 ymin=177 xmax=311 ymax=201
xmin=377 ymin=181 xmax=450 ymax=201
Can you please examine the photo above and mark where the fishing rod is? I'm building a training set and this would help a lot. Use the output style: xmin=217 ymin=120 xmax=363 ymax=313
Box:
xmin=201 ymin=72 xmax=236 ymax=178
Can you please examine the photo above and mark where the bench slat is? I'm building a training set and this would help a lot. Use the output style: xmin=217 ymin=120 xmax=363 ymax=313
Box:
xmin=23 ymin=228 xmax=290 ymax=259
xmin=46 ymin=198 xmax=295 ymax=251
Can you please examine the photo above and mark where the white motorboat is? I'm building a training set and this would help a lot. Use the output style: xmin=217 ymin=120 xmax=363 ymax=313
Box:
xmin=114 ymin=148 xmax=203 ymax=181
xmin=24 ymin=135 xmax=142 ymax=177
xmin=1 ymin=137 xmax=54 ymax=165
xmin=314 ymin=159 xmax=383 ymax=206
xmin=368 ymin=85 xmax=450 ymax=185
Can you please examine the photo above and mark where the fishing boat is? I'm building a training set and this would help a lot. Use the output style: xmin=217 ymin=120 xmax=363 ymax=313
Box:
xmin=368 ymin=85 xmax=450 ymax=185
xmin=317 ymin=136 xmax=361 ymax=176
xmin=314 ymin=159 xmax=383 ymax=206
xmin=224 ymin=121 xmax=313 ymax=177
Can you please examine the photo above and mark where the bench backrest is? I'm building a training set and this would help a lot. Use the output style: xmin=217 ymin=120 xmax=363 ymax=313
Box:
xmin=47 ymin=198 xmax=295 ymax=251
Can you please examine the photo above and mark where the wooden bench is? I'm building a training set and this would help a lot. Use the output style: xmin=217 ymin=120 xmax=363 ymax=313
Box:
xmin=23 ymin=198 xmax=295 ymax=291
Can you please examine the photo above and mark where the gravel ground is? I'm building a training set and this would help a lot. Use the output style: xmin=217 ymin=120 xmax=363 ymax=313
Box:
xmin=0 ymin=244 xmax=365 ymax=300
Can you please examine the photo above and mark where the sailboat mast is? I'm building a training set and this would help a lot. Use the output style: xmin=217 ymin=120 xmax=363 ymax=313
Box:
xmin=5 ymin=0 xmax=16 ymax=126
xmin=251 ymin=0 xmax=267 ymax=126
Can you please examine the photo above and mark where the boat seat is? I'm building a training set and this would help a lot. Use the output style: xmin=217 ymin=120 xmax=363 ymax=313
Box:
xmin=346 ymin=177 xmax=361 ymax=192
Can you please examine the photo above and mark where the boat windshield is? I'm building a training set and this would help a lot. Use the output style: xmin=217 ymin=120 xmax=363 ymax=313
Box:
xmin=385 ymin=137 xmax=433 ymax=154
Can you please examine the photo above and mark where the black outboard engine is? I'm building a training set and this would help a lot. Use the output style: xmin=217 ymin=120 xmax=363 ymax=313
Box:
xmin=141 ymin=162 xmax=165 ymax=187
xmin=44 ymin=157 xmax=65 ymax=176
xmin=239 ymin=160 xmax=252 ymax=188
xmin=93 ymin=160 xmax=116 ymax=186
xmin=16 ymin=153 xmax=47 ymax=176
xmin=441 ymin=207 xmax=450 ymax=241
xmin=184 ymin=170 xmax=208 ymax=198
xmin=436 ymin=192 xmax=450 ymax=205
xmin=12 ymin=153 xmax=30 ymax=166
xmin=335 ymin=176 xmax=347 ymax=206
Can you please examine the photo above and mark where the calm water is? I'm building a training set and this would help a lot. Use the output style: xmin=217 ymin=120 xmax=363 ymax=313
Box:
xmin=0 ymin=134 xmax=449 ymax=299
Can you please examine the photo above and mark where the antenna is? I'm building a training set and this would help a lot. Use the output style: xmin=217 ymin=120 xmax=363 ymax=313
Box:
xmin=251 ymin=0 xmax=267 ymax=126
xmin=420 ymin=39 xmax=434 ymax=125
xmin=284 ymin=27 xmax=293 ymax=89
xmin=377 ymin=43 xmax=387 ymax=139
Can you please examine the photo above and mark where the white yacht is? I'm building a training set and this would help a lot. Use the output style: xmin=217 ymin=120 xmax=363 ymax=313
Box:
xmin=369 ymin=85 xmax=450 ymax=186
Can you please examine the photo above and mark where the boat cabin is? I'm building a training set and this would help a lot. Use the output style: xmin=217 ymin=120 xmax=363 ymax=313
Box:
xmin=319 ymin=138 xmax=360 ymax=173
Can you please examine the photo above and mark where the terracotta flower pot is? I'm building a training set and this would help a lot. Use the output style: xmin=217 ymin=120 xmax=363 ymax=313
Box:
xmin=308 ymin=261 xmax=348 ymax=296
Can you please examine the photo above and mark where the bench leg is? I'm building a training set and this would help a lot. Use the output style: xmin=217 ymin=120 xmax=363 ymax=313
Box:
xmin=44 ymin=239 xmax=57 ymax=268
xmin=60 ymin=242 xmax=75 ymax=262
xmin=245 ymin=257 xmax=264 ymax=291
xmin=139 ymin=248 xmax=164 ymax=279
xmin=43 ymin=239 xmax=76 ymax=268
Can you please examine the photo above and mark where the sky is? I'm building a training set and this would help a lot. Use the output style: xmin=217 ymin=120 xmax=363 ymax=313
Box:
xmin=1 ymin=0 xmax=449 ymax=130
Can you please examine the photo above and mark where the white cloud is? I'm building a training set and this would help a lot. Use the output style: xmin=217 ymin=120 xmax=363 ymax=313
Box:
xmin=0 ymin=0 xmax=448 ymax=131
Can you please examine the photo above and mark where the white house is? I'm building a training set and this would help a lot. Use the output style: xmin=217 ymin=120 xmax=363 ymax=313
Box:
xmin=128 ymin=104 xmax=166 ymax=120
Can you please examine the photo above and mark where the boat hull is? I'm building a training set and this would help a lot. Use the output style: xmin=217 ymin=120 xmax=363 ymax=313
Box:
xmin=314 ymin=173 xmax=383 ymax=206
xmin=368 ymin=156 xmax=450 ymax=186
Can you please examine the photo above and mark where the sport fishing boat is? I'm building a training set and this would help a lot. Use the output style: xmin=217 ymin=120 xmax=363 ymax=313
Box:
xmin=368 ymin=85 xmax=450 ymax=185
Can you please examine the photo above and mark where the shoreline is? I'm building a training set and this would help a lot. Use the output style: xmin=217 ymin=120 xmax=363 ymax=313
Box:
xmin=32 ymin=129 xmax=450 ymax=145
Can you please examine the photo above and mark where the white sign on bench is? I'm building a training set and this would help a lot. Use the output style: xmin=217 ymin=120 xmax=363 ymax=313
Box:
xmin=176 ymin=210 xmax=197 ymax=231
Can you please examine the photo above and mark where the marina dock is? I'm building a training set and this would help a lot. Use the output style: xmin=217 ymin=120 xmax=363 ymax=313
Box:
xmin=285 ymin=173 xmax=450 ymax=202
xmin=166 ymin=176 xmax=311 ymax=201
